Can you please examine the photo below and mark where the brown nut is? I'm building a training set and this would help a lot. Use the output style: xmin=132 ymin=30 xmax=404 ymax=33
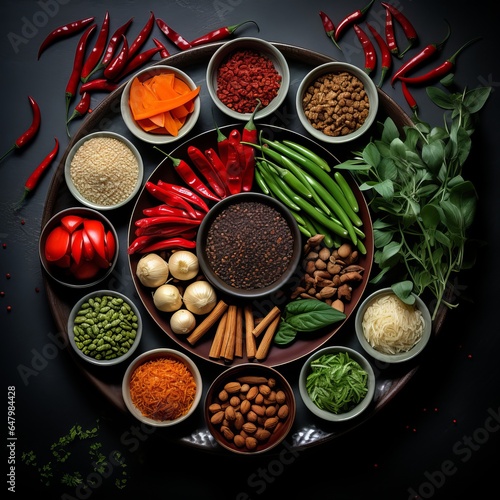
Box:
xmin=278 ymin=404 xmax=289 ymax=420
xmin=251 ymin=404 xmax=266 ymax=417
xmin=224 ymin=381 xmax=242 ymax=394
xmin=246 ymin=386 xmax=259 ymax=400
xmin=255 ymin=428 xmax=271 ymax=442
xmin=224 ymin=405 xmax=236 ymax=421
xmin=234 ymin=434 xmax=245 ymax=448
xmin=245 ymin=436 xmax=258 ymax=450
xmin=220 ymin=425 xmax=234 ymax=441
xmin=259 ymin=384 xmax=271 ymax=397
xmin=210 ymin=411 xmax=225 ymax=425
xmin=240 ymin=399 xmax=251 ymax=414
xmin=264 ymin=417 xmax=279 ymax=430
xmin=242 ymin=422 xmax=257 ymax=434
xmin=275 ymin=390 xmax=286 ymax=404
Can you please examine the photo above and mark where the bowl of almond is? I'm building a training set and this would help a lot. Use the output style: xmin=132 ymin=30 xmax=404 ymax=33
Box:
xmin=204 ymin=364 xmax=296 ymax=454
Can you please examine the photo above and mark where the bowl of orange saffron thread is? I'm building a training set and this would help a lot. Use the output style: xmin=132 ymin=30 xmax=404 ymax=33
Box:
xmin=122 ymin=348 xmax=202 ymax=427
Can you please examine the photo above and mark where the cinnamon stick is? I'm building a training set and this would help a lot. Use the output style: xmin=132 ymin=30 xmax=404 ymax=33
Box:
xmin=252 ymin=306 xmax=280 ymax=338
xmin=222 ymin=305 xmax=238 ymax=362
xmin=244 ymin=304 xmax=256 ymax=360
xmin=187 ymin=300 xmax=228 ymax=345
xmin=209 ymin=311 xmax=228 ymax=359
xmin=255 ymin=314 xmax=281 ymax=361
xmin=234 ymin=307 xmax=244 ymax=358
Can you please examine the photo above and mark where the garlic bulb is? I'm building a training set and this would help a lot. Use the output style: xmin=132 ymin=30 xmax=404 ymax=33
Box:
xmin=136 ymin=253 xmax=169 ymax=287
xmin=168 ymin=250 xmax=199 ymax=280
xmin=153 ymin=284 xmax=182 ymax=312
xmin=170 ymin=309 xmax=196 ymax=335
xmin=183 ymin=281 xmax=217 ymax=315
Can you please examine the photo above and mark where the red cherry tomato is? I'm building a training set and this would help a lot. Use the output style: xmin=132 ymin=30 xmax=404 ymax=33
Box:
xmin=45 ymin=226 xmax=71 ymax=262
xmin=60 ymin=215 xmax=84 ymax=234
xmin=83 ymin=219 xmax=106 ymax=261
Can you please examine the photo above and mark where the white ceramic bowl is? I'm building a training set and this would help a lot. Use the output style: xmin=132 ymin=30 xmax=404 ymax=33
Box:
xmin=299 ymin=346 xmax=375 ymax=422
xmin=39 ymin=207 xmax=119 ymax=288
xmin=122 ymin=348 xmax=202 ymax=427
xmin=296 ymin=61 xmax=379 ymax=144
xmin=120 ymin=64 xmax=201 ymax=144
xmin=68 ymin=290 xmax=142 ymax=366
xmin=64 ymin=131 xmax=143 ymax=210
xmin=206 ymin=37 xmax=290 ymax=121
xmin=355 ymin=287 xmax=432 ymax=363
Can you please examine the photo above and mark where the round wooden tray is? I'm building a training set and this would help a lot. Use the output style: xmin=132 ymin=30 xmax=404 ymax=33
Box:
xmin=41 ymin=42 xmax=446 ymax=452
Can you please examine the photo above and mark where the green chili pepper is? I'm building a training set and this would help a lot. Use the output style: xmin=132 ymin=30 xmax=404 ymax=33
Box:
xmin=256 ymin=161 xmax=301 ymax=211
xmin=281 ymin=139 xmax=332 ymax=172
xmin=334 ymin=171 xmax=360 ymax=213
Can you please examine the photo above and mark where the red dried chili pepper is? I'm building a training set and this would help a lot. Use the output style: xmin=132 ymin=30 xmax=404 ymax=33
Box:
xmin=144 ymin=181 xmax=198 ymax=218
xmin=79 ymin=78 xmax=118 ymax=94
xmin=115 ymin=47 xmax=161 ymax=80
xmin=128 ymin=11 xmax=155 ymax=60
xmin=128 ymin=235 xmax=156 ymax=254
xmin=66 ymin=92 xmax=91 ymax=136
xmin=225 ymin=140 xmax=244 ymax=195
xmin=157 ymin=179 xmax=210 ymax=212
xmin=398 ymin=38 xmax=481 ymax=86
xmin=156 ymin=149 xmax=221 ymax=202
xmin=137 ymin=238 xmax=196 ymax=254
xmin=153 ymin=38 xmax=170 ymax=58
xmin=367 ymin=23 xmax=392 ymax=87
xmin=135 ymin=222 xmax=201 ymax=237
xmin=156 ymin=18 xmax=192 ymax=50
xmin=205 ymin=147 xmax=228 ymax=189
xmin=135 ymin=215 xmax=202 ymax=228
xmin=189 ymin=20 xmax=259 ymax=47
xmin=187 ymin=145 xmax=227 ymax=199
xmin=103 ymin=35 xmax=129 ymax=80
xmin=97 ymin=17 xmax=134 ymax=72
xmin=384 ymin=8 xmax=398 ymax=56
xmin=353 ymin=24 xmax=376 ymax=75
xmin=319 ymin=11 xmax=341 ymax=50
xmin=20 ymin=137 xmax=59 ymax=202
xmin=334 ymin=0 xmax=374 ymax=42
xmin=401 ymin=82 xmax=418 ymax=113
xmin=0 ymin=96 xmax=41 ymax=162
xmin=381 ymin=2 xmax=418 ymax=58
xmin=38 ymin=16 xmax=95 ymax=60
xmin=391 ymin=22 xmax=451 ymax=86
xmin=80 ymin=11 xmax=110 ymax=83
xmin=142 ymin=204 xmax=198 ymax=218
xmin=65 ymin=24 xmax=96 ymax=118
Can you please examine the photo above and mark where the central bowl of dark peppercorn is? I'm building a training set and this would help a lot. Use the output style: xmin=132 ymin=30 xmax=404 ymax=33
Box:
xmin=196 ymin=193 xmax=302 ymax=300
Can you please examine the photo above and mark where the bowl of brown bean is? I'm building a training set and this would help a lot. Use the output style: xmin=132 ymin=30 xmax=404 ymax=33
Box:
xmin=206 ymin=37 xmax=290 ymax=121
xmin=205 ymin=363 xmax=296 ymax=454
xmin=64 ymin=131 xmax=144 ymax=210
xmin=196 ymin=192 xmax=302 ymax=300
xmin=296 ymin=62 xmax=379 ymax=144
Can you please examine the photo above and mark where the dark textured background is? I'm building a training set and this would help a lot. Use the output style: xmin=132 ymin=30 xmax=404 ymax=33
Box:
xmin=1 ymin=0 xmax=498 ymax=498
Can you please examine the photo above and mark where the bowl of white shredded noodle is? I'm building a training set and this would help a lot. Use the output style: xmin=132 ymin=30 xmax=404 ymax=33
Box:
xmin=355 ymin=288 xmax=432 ymax=363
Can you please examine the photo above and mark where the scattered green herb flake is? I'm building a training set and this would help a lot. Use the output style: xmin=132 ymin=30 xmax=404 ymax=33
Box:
xmin=306 ymin=352 xmax=369 ymax=414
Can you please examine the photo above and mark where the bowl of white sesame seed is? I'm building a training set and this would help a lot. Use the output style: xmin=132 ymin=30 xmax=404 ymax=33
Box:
xmin=64 ymin=131 xmax=144 ymax=211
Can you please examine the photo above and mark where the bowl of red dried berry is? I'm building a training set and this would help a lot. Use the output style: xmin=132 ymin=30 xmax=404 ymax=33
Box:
xmin=206 ymin=37 xmax=290 ymax=121
xmin=196 ymin=192 xmax=302 ymax=300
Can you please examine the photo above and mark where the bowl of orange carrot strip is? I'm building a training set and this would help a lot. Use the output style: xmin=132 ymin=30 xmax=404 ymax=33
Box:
xmin=120 ymin=65 xmax=201 ymax=145
xmin=122 ymin=348 xmax=203 ymax=427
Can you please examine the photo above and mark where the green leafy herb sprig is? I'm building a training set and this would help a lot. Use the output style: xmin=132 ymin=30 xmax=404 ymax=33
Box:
xmin=274 ymin=299 xmax=346 ymax=345
xmin=336 ymin=86 xmax=491 ymax=320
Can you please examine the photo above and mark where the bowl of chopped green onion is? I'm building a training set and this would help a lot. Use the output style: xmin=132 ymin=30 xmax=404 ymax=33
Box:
xmin=298 ymin=346 xmax=375 ymax=421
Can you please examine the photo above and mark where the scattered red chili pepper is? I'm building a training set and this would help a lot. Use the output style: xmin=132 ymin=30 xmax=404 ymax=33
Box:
xmin=103 ymin=35 xmax=129 ymax=80
xmin=144 ymin=181 xmax=198 ymax=218
xmin=381 ymin=2 xmax=418 ymax=58
xmin=65 ymin=23 xmax=97 ymax=118
xmin=156 ymin=179 xmax=210 ymax=212
xmin=334 ymin=0 xmax=374 ymax=42
xmin=0 ymin=96 xmax=41 ymax=163
xmin=153 ymin=38 xmax=170 ymax=58
xmin=189 ymin=20 xmax=259 ymax=47
xmin=37 ymin=16 xmax=95 ymax=60
xmin=367 ymin=23 xmax=392 ymax=87
xmin=319 ymin=11 xmax=341 ymax=50
xmin=19 ymin=137 xmax=59 ymax=203
xmin=353 ymin=24 xmax=376 ymax=75
xmin=401 ymin=82 xmax=418 ymax=113
xmin=80 ymin=11 xmax=110 ymax=83
xmin=114 ymin=47 xmax=161 ymax=80
xmin=66 ymin=92 xmax=91 ymax=136
xmin=156 ymin=18 xmax=192 ymax=50
xmin=137 ymin=237 xmax=196 ymax=254
xmin=384 ymin=8 xmax=398 ymax=55
xmin=128 ymin=11 xmax=155 ymax=60
xmin=79 ymin=78 xmax=119 ymax=94
xmin=187 ymin=145 xmax=227 ymax=199
xmin=391 ymin=22 xmax=451 ymax=86
xmin=398 ymin=38 xmax=481 ymax=85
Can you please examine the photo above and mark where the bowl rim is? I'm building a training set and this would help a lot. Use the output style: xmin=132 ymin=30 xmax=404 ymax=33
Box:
xmin=64 ymin=130 xmax=144 ymax=210
xmin=295 ymin=61 xmax=379 ymax=144
xmin=120 ymin=64 xmax=201 ymax=145
xmin=206 ymin=36 xmax=290 ymax=121
xmin=354 ymin=287 xmax=433 ymax=363
xmin=39 ymin=206 xmax=120 ymax=289
xmin=298 ymin=345 xmax=376 ymax=422
xmin=204 ymin=363 xmax=296 ymax=454
xmin=67 ymin=289 xmax=142 ymax=366
xmin=122 ymin=348 xmax=203 ymax=427
xmin=195 ymin=192 xmax=302 ymax=299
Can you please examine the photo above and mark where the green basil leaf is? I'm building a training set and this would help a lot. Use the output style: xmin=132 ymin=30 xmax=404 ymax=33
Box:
xmin=391 ymin=280 xmax=415 ymax=304
xmin=362 ymin=142 xmax=381 ymax=168
xmin=427 ymin=87 xmax=455 ymax=109
xmin=381 ymin=117 xmax=399 ymax=143
xmin=421 ymin=203 xmax=441 ymax=229
xmin=285 ymin=299 xmax=334 ymax=316
xmin=285 ymin=304 xmax=346 ymax=332
xmin=422 ymin=140 xmax=445 ymax=173
xmin=463 ymin=87 xmax=492 ymax=113
xmin=273 ymin=322 xmax=297 ymax=345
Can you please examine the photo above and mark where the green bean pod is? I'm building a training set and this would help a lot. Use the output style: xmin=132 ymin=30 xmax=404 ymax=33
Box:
xmin=266 ymin=161 xmax=313 ymax=199
xmin=281 ymin=139 xmax=332 ymax=172
xmin=256 ymin=161 xmax=301 ymax=211
xmin=334 ymin=171 xmax=359 ymax=213
xmin=254 ymin=168 xmax=270 ymax=195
